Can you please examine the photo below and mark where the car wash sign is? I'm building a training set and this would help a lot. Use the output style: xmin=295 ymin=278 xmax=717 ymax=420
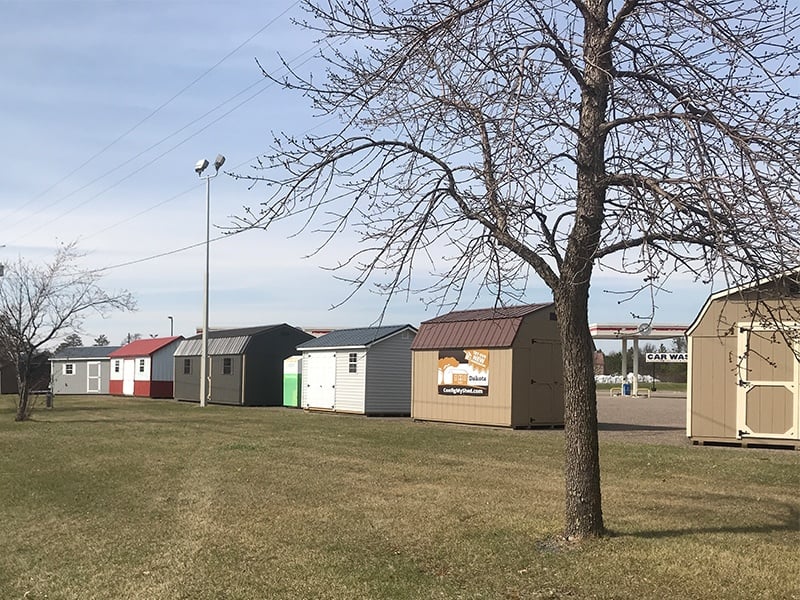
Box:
xmin=438 ymin=349 xmax=489 ymax=396
xmin=646 ymin=352 xmax=688 ymax=363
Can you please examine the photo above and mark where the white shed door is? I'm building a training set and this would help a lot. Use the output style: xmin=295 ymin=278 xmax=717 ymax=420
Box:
xmin=87 ymin=362 xmax=101 ymax=393
xmin=736 ymin=326 xmax=799 ymax=440
xmin=122 ymin=359 xmax=135 ymax=396
xmin=305 ymin=352 xmax=336 ymax=409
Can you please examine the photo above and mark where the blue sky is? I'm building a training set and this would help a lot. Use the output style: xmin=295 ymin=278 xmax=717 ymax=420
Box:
xmin=0 ymin=0 xmax=708 ymax=351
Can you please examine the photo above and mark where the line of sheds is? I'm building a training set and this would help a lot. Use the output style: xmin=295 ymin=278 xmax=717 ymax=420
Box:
xmin=49 ymin=305 xmax=563 ymax=428
xmin=46 ymin=274 xmax=800 ymax=446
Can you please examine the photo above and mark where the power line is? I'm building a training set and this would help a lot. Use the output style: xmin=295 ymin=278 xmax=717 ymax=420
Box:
xmin=3 ymin=1 xmax=302 ymax=231
xmin=90 ymin=228 xmax=253 ymax=274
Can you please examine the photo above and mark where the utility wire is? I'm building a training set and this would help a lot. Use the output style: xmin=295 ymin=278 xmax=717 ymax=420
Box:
xmin=3 ymin=0 xmax=302 ymax=230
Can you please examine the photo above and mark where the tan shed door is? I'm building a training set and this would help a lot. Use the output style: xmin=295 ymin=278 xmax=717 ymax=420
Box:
xmin=736 ymin=325 xmax=799 ymax=440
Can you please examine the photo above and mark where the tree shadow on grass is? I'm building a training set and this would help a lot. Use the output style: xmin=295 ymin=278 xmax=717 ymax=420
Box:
xmin=612 ymin=502 xmax=800 ymax=539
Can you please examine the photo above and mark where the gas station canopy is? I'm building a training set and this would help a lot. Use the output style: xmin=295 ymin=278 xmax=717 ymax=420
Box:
xmin=589 ymin=323 xmax=688 ymax=396
xmin=589 ymin=324 xmax=687 ymax=340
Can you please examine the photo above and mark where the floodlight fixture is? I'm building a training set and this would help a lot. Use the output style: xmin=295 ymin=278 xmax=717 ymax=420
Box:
xmin=195 ymin=158 xmax=209 ymax=175
xmin=213 ymin=154 xmax=226 ymax=172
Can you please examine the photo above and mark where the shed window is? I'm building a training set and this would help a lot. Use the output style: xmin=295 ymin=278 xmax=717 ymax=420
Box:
xmin=183 ymin=358 xmax=192 ymax=375
xmin=348 ymin=353 xmax=357 ymax=373
xmin=223 ymin=357 xmax=233 ymax=375
xmin=113 ymin=360 xmax=121 ymax=373
xmin=138 ymin=359 xmax=146 ymax=373
xmin=63 ymin=363 xmax=74 ymax=376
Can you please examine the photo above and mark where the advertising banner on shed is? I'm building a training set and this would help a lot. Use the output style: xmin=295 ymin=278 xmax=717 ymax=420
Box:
xmin=645 ymin=352 xmax=688 ymax=363
xmin=437 ymin=349 xmax=490 ymax=396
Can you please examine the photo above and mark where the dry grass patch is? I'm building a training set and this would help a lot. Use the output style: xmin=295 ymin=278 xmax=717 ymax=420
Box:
xmin=0 ymin=395 xmax=797 ymax=599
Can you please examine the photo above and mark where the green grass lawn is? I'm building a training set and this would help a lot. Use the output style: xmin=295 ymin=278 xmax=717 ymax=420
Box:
xmin=1 ymin=395 xmax=797 ymax=599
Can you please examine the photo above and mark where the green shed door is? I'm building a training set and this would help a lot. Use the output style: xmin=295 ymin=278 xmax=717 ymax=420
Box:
xmin=736 ymin=325 xmax=799 ymax=440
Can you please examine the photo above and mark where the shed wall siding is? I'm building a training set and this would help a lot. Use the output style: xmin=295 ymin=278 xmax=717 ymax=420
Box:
xmin=335 ymin=350 xmax=367 ymax=413
xmin=51 ymin=360 xmax=113 ymax=395
xmin=688 ymin=296 xmax=799 ymax=440
xmin=151 ymin=348 xmax=176 ymax=381
xmin=207 ymin=355 xmax=245 ymax=405
xmin=173 ymin=357 xmax=199 ymax=401
xmin=364 ymin=330 xmax=414 ymax=415
xmin=412 ymin=348 xmax=514 ymax=427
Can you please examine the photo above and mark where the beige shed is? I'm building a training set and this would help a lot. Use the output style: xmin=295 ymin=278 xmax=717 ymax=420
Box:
xmin=687 ymin=271 xmax=800 ymax=449
xmin=411 ymin=303 xmax=564 ymax=428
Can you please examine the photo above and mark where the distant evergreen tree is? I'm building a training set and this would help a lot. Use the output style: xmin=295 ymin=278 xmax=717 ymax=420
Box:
xmin=93 ymin=334 xmax=110 ymax=346
xmin=54 ymin=333 xmax=83 ymax=353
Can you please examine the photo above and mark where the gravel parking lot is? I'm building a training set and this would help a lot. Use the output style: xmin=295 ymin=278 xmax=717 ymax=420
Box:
xmin=597 ymin=390 xmax=688 ymax=446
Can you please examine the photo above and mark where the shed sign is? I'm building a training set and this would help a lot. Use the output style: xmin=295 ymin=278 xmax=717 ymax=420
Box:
xmin=438 ymin=349 xmax=490 ymax=396
xmin=646 ymin=352 xmax=688 ymax=363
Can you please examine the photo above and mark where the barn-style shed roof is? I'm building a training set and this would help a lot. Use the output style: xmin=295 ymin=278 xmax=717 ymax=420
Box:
xmin=51 ymin=346 xmax=121 ymax=360
xmin=110 ymin=337 xmax=182 ymax=358
xmin=412 ymin=303 xmax=554 ymax=350
xmin=174 ymin=324 xmax=302 ymax=356
xmin=297 ymin=325 xmax=416 ymax=350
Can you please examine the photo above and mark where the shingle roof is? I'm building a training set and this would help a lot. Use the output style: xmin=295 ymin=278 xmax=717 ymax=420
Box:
xmin=297 ymin=325 xmax=417 ymax=350
xmin=51 ymin=346 xmax=122 ymax=360
xmin=109 ymin=337 xmax=182 ymax=358
xmin=411 ymin=303 xmax=553 ymax=350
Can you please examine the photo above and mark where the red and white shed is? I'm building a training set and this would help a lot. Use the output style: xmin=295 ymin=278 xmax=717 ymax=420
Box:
xmin=109 ymin=337 xmax=183 ymax=398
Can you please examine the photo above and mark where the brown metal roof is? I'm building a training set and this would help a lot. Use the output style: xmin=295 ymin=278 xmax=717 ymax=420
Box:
xmin=411 ymin=303 xmax=553 ymax=349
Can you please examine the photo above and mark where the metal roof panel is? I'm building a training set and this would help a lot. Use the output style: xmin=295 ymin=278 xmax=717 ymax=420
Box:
xmin=412 ymin=303 xmax=553 ymax=350
xmin=109 ymin=337 xmax=182 ymax=358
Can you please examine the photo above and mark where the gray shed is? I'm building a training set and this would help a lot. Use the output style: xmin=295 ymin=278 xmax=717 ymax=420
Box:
xmin=297 ymin=324 xmax=417 ymax=415
xmin=50 ymin=346 xmax=122 ymax=395
xmin=173 ymin=324 xmax=314 ymax=406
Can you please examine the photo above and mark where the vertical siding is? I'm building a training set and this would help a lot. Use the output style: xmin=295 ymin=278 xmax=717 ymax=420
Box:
xmin=364 ymin=330 xmax=414 ymax=415
xmin=173 ymin=356 xmax=199 ymax=401
xmin=151 ymin=346 xmax=177 ymax=382
xmin=208 ymin=355 xmax=244 ymax=405
xmin=687 ymin=296 xmax=800 ymax=440
xmin=412 ymin=348 xmax=513 ymax=427
xmin=511 ymin=341 xmax=564 ymax=427
xmin=335 ymin=350 xmax=367 ymax=413
xmin=301 ymin=351 xmax=337 ymax=409
xmin=689 ymin=335 xmax=738 ymax=438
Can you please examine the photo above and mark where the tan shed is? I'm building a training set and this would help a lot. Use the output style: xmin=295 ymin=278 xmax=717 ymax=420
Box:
xmin=687 ymin=272 xmax=800 ymax=448
xmin=411 ymin=303 xmax=563 ymax=428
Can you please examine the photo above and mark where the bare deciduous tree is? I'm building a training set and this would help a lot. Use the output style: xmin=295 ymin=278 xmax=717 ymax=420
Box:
xmin=0 ymin=243 xmax=136 ymax=421
xmin=231 ymin=0 xmax=800 ymax=539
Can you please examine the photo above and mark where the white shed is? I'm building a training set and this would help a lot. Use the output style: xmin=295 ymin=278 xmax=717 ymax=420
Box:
xmin=296 ymin=324 xmax=417 ymax=415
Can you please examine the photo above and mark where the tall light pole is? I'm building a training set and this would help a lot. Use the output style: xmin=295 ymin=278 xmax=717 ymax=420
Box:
xmin=167 ymin=315 xmax=174 ymax=337
xmin=194 ymin=154 xmax=225 ymax=407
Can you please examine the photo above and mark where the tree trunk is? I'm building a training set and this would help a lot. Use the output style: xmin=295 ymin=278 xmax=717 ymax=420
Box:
xmin=15 ymin=392 xmax=30 ymax=422
xmin=551 ymin=0 xmax=610 ymax=539
xmin=556 ymin=282 xmax=605 ymax=539
xmin=15 ymin=371 xmax=31 ymax=422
